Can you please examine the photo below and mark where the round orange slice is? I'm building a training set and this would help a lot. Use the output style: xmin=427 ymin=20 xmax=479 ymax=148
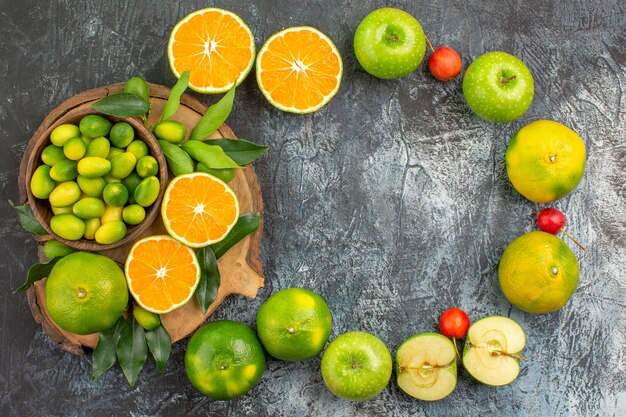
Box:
xmin=161 ymin=172 xmax=239 ymax=248
xmin=256 ymin=26 xmax=343 ymax=114
xmin=125 ymin=235 xmax=201 ymax=314
xmin=168 ymin=8 xmax=255 ymax=93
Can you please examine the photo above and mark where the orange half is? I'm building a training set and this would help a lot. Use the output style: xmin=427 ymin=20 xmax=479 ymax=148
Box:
xmin=256 ymin=26 xmax=343 ymax=113
xmin=168 ymin=8 xmax=255 ymax=93
xmin=125 ymin=235 xmax=201 ymax=314
xmin=161 ymin=172 xmax=239 ymax=248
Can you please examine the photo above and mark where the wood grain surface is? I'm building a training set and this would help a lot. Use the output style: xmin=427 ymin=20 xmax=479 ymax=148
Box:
xmin=1 ymin=1 xmax=624 ymax=416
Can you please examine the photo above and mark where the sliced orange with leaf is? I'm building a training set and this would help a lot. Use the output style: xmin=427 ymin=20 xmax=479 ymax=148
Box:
xmin=125 ymin=235 xmax=201 ymax=314
xmin=256 ymin=26 xmax=343 ymax=114
xmin=161 ymin=172 xmax=239 ymax=248
xmin=168 ymin=8 xmax=255 ymax=93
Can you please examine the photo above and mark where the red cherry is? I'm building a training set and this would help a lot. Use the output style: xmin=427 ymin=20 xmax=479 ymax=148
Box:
xmin=439 ymin=308 xmax=470 ymax=339
xmin=537 ymin=208 xmax=566 ymax=234
xmin=428 ymin=46 xmax=462 ymax=81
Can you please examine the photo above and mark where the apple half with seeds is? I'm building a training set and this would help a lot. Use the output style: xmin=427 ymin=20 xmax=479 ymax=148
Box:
xmin=396 ymin=333 xmax=457 ymax=401
xmin=462 ymin=316 xmax=526 ymax=386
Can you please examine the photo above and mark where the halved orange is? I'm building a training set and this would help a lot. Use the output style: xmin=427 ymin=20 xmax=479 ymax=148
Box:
xmin=256 ymin=26 xmax=343 ymax=114
xmin=125 ymin=235 xmax=201 ymax=314
xmin=168 ymin=8 xmax=255 ymax=93
xmin=161 ymin=172 xmax=239 ymax=248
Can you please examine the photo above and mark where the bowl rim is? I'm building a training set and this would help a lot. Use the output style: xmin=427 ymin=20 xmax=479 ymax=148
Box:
xmin=24 ymin=106 xmax=168 ymax=251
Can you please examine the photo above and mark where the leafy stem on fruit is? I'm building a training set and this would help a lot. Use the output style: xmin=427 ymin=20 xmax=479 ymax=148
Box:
xmin=500 ymin=75 xmax=517 ymax=85
xmin=424 ymin=34 xmax=435 ymax=53
xmin=466 ymin=341 xmax=528 ymax=361
xmin=560 ymin=229 xmax=589 ymax=252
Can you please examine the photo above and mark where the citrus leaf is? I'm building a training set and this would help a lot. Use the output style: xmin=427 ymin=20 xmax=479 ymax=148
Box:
xmin=116 ymin=317 xmax=148 ymax=386
xmin=92 ymin=317 xmax=125 ymax=380
xmin=208 ymin=139 xmax=269 ymax=165
xmin=195 ymin=246 xmax=220 ymax=313
xmin=189 ymin=85 xmax=235 ymax=141
xmin=158 ymin=140 xmax=194 ymax=176
xmin=210 ymin=212 xmax=260 ymax=259
xmin=92 ymin=93 xmax=150 ymax=117
xmin=145 ymin=325 xmax=171 ymax=372
xmin=8 ymin=200 xmax=46 ymax=235
xmin=160 ymin=71 xmax=189 ymax=123
xmin=13 ymin=257 xmax=61 ymax=294
xmin=181 ymin=140 xmax=241 ymax=169
xmin=123 ymin=77 xmax=150 ymax=104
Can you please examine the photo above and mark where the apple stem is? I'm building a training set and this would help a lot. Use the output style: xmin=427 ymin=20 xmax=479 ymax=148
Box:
xmin=424 ymin=34 xmax=435 ymax=53
xmin=452 ymin=337 xmax=462 ymax=361
xmin=500 ymin=75 xmax=517 ymax=85
xmin=560 ymin=229 xmax=589 ymax=252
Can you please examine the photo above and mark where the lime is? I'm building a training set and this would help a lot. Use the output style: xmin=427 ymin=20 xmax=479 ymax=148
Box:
xmin=49 ymin=159 xmax=78 ymax=182
xmin=122 ymin=172 xmax=142 ymax=203
xmin=126 ymin=140 xmax=149 ymax=161
xmin=72 ymin=197 xmax=105 ymax=220
xmin=51 ymin=205 xmax=73 ymax=215
xmin=63 ymin=137 xmax=87 ymax=160
xmin=50 ymin=124 xmax=80 ymax=147
xmin=77 ymin=157 xmax=111 ymax=178
xmin=30 ymin=165 xmax=56 ymax=199
xmin=134 ymin=176 xmax=160 ymax=207
xmin=499 ymin=231 xmax=579 ymax=313
xmin=101 ymin=205 xmax=123 ymax=224
xmin=43 ymin=239 xmax=77 ymax=259
xmin=77 ymin=175 xmax=106 ymax=198
xmin=109 ymin=122 xmax=135 ymax=148
xmin=122 ymin=204 xmax=146 ymax=225
xmin=110 ymin=152 xmax=137 ymax=179
xmin=154 ymin=120 xmax=187 ymax=144
xmin=133 ymin=305 xmax=161 ymax=330
xmin=136 ymin=155 xmax=159 ymax=178
xmin=95 ymin=220 xmax=126 ymax=244
xmin=41 ymin=144 xmax=67 ymax=166
xmin=50 ymin=213 xmax=85 ymax=240
xmin=103 ymin=183 xmax=129 ymax=207
xmin=84 ymin=218 xmax=101 ymax=240
xmin=256 ymin=288 xmax=332 ymax=361
xmin=79 ymin=114 xmax=112 ymax=138
xmin=185 ymin=320 xmax=266 ymax=400
xmin=506 ymin=120 xmax=586 ymax=203
xmin=106 ymin=147 xmax=125 ymax=161
xmin=46 ymin=252 xmax=128 ymax=335
xmin=49 ymin=181 xmax=81 ymax=207
xmin=85 ymin=137 xmax=111 ymax=158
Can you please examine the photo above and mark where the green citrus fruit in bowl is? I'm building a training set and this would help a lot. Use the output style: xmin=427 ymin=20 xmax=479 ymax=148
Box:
xmin=45 ymin=252 xmax=129 ymax=335
xmin=185 ymin=320 xmax=266 ymax=400
xmin=256 ymin=287 xmax=332 ymax=361
xmin=505 ymin=120 xmax=586 ymax=203
xmin=498 ymin=231 xmax=579 ymax=313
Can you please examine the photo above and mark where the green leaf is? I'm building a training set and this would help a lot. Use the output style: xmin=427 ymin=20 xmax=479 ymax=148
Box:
xmin=145 ymin=325 xmax=172 ymax=372
xmin=116 ymin=317 xmax=148 ymax=386
xmin=92 ymin=93 xmax=150 ymax=117
xmin=123 ymin=77 xmax=150 ymax=104
xmin=92 ymin=317 xmax=125 ymax=380
xmin=8 ymin=200 xmax=46 ymax=235
xmin=181 ymin=140 xmax=241 ymax=169
xmin=160 ymin=71 xmax=189 ymax=123
xmin=189 ymin=85 xmax=236 ymax=141
xmin=195 ymin=246 xmax=220 ymax=313
xmin=14 ymin=257 xmax=61 ymax=293
xmin=208 ymin=139 xmax=269 ymax=165
xmin=158 ymin=140 xmax=195 ymax=176
xmin=210 ymin=212 xmax=261 ymax=259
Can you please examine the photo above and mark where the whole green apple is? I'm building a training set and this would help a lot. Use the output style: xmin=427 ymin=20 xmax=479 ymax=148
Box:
xmin=320 ymin=331 xmax=392 ymax=401
xmin=353 ymin=8 xmax=426 ymax=79
xmin=462 ymin=51 xmax=534 ymax=123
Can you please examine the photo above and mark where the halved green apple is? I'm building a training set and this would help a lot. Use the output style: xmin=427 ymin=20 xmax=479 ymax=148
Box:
xmin=462 ymin=316 xmax=526 ymax=386
xmin=396 ymin=333 xmax=457 ymax=401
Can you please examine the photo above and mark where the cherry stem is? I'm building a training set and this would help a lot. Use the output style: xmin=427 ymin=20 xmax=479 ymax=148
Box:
xmin=424 ymin=34 xmax=435 ymax=53
xmin=560 ymin=229 xmax=589 ymax=252
xmin=452 ymin=337 xmax=462 ymax=361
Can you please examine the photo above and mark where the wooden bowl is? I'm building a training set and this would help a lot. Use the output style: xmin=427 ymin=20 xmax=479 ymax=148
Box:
xmin=24 ymin=106 xmax=167 ymax=251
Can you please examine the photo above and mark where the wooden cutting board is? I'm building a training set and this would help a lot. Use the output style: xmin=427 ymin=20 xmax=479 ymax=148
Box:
xmin=17 ymin=83 xmax=264 ymax=355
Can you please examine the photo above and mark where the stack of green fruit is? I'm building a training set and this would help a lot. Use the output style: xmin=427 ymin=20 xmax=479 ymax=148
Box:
xmin=30 ymin=114 xmax=160 ymax=244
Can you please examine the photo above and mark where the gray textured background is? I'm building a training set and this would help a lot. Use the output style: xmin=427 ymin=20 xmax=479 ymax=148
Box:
xmin=1 ymin=0 xmax=624 ymax=416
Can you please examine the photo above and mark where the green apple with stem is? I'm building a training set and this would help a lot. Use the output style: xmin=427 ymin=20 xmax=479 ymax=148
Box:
xmin=396 ymin=333 xmax=457 ymax=401
xmin=321 ymin=331 xmax=392 ymax=400
xmin=353 ymin=8 xmax=426 ymax=79
xmin=462 ymin=51 xmax=534 ymax=123
xmin=462 ymin=316 xmax=527 ymax=386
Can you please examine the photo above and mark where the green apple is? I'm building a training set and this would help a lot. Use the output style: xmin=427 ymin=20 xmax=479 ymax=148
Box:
xmin=396 ymin=333 xmax=457 ymax=401
xmin=321 ymin=331 xmax=392 ymax=400
xmin=462 ymin=51 xmax=534 ymax=123
xmin=462 ymin=316 xmax=526 ymax=386
xmin=353 ymin=8 xmax=426 ymax=79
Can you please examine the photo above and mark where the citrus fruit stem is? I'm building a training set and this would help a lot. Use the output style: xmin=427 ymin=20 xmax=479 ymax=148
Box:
xmin=560 ymin=229 xmax=589 ymax=252
xmin=425 ymin=34 xmax=435 ymax=53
